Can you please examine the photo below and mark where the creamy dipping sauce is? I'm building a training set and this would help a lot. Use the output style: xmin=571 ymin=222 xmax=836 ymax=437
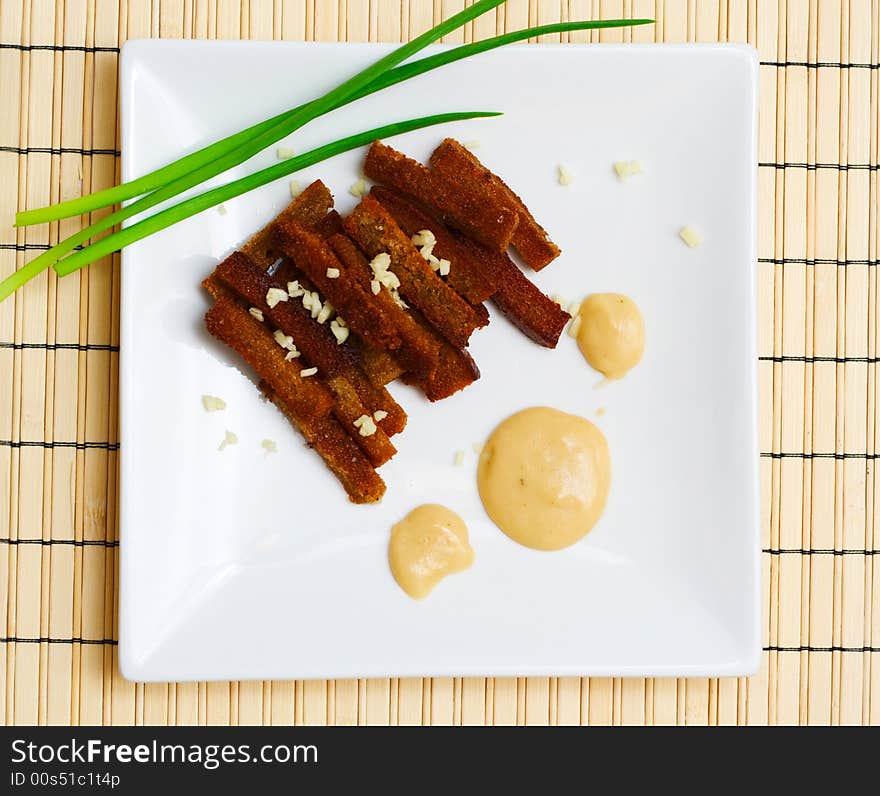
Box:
xmin=576 ymin=293 xmax=645 ymax=379
xmin=388 ymin=505 xmax=474 ymax=599
xmin=477 ymin=407 xmax=611 ymax=551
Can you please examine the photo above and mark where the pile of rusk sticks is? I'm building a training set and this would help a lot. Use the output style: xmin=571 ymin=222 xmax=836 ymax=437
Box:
xmin=204 ymin=138 xmax=568 ymax=503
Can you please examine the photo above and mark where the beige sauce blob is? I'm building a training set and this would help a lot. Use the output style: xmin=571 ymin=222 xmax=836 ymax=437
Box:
xmin=477 ymin=407 xmax=611 ymax=551
xmin=577 ymin=293 xmax=645 ymax=379
xmin=388 ymin=505 xmax=474 ymax=599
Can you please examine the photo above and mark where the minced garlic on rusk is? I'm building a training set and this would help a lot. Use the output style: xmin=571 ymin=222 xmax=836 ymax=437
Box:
xmin=287 ymin=280 xmax=304 ymax=298
xmin=300 ymin=367 xmax=318 ymax=378
xmin=265 ymin=287 xmax=288 ymax=308
xmin=201 ymin=395 xmax=226 ymax=412
xmin=316 ymin=301 xmax=334 ymax=325
xmin=679 ymin=225 xmax=703 ymax=248
xmin=353 ymin=414 xmax=378 ymax=437
xmin=248 ymin=307 xmax=264 ymax=322
xmin=218 ymin=430 xmax=238 ymax=451
xmin=613 ymin=160 xmax=643 ymax=180
xmin=330 ymin=318 xmax=349 ymax=344
xmin=284 ymin=350 xmax=300 ymax=361
xmin=557 ymin=164 xmax=573 ymax=186
xmin=373 ymin=410 xmax=388 ymax=422
xmin=273 ymin=330 xmax=295 ymax=350
xmin=326 ymin=267 xmax=340 ymax=279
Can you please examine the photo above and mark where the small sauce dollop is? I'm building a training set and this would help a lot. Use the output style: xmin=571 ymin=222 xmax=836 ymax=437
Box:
xmin=388 ymin=504 xmax=474 ymax=599
xmin=477 ymin=407 xmax=611 ymax=551
xmin=576 ymin=293 xmax=645 ymax=379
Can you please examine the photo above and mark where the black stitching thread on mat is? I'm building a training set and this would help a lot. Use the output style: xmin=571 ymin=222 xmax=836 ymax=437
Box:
xmin=0 ymin=538 xmax=118 ymax=547
xmin=0 ymin=145 xmax=120 ymax=156
xmin=0 ymin=43 xmax=119 ymax=53
xmin=0 ymin=637 xmax=118 ymax=645
xmin=0 ymin=440 xmax=119 ymax=450
xmin=759 ymin=355 xmax=879 ymax=363
xmin=760 ymin=452 xmax=878 ymax=460
xmin=760 ymin=60 xmax=879 ymax=70
xmin=759 ymin=257 xmax=877 ymax=266
xmin=759 ymin=161 xmax=878 ymax=171
xmin=763 ymin=548 xmax=878 ymax=556
xmin=765 ymin=645 xmax=879 ymax=653
xmin=0 ymin=342 xmax=119 ymax=352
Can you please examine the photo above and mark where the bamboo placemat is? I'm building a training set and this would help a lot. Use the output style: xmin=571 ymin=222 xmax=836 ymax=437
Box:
xmin=1 ymin=0 xmax=877 ymax=727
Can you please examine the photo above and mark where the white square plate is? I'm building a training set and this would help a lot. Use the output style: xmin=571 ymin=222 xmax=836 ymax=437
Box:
xmin=118 ymin=40 xmax=760 ymax=681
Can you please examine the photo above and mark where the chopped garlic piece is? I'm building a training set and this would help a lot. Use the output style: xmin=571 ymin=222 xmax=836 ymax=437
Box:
xmin=463 ymin=140 xmax=480 ymax=150
xmin=201 ymin=395 xmax=226 ymax=412
xmin=289 ymin=179 xmax=302 ymax=199
xmin=437 ymin=258 xmax=451 ymax=277
xmin=273 ymin=330 xmax=295 ymax=350
xmin=391 ymin=291 xmax=408 ymax=310
xmin=218 ymin=430 xmax=237 ymax=451
xmin=566 ymin=301 xmax=580 ymax=315
xmin=369 ymin=252 xmax=392 ymax=276
xmin=349 ymin=177 xmax=367 ymax=198
xmin=454 ymin=450 xmax=465 ymax=467
xmin=266 ymin=287 xmax=288 ymax=308
xmin=370 ymin=279 xmax=381 ymax=295
xmin=411 ymin=229 xmax=435 ymax=248
xmin=316 ymin=301 xmax=333 ymax=324
xmin=568 ymin=315 xmax=583 ymax=338
xmin=596 ymin=407 xmax=606 ymax=417
xmin=287 ymin=281 xmax=304 ymax=298
xmin=326 ymin=267 xmax=340 ymax=279
xmin=308 ymin=291 xmax=322 ymax=319
xmin=300 ymin=367 xmax=318 ymax=378
xmin=334 ymin=316 xmax=347 ymax=328
xmin=679 ymin=225 xmax=703 ymax=248
xmin=248 ymin=307 xmax=264 ymax=322
xmin=373 ymin=410 xmax=388 ymax=422
xmin=330 ymin=319 xmax=349 ymax=345
xmin=557 ymin=164 xmax=573 ymax=186
xmin=284 ymin=349 xmax=300 ymax=361
xmin=217 ymin=203 xmax=228 ymax=216
xmin=552 ymin=294 xmax=568 ymax=309
xmin=353 ymin=414 xmax=377 ymax=437
xmin=614 ymin=160 xmax=643 ymax=180
xmin=261 ymin=439 xmax=278 ymax=454
xmin=277 ymin=146 xmax=295 ymax=160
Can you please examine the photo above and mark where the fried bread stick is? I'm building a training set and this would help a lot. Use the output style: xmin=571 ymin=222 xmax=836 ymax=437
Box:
xmin=460 ymin=239 xmax=570 ymax=348
xmin=429 ymin=139 xmax=561 ymax=271
xmin=363 ymin=141 xmax=519 ymax=252
xmin=369 ymin=186 xmax=497 ymax=305
xmin=204 ymin=298 xmax=336 ymax=423
xmin=344 ymin=195 xmax=486 ymax=349
xmin=261 ymin=382 xmax=386 ymax=504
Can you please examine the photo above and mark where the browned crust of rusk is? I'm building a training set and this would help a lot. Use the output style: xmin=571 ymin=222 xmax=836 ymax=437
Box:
xmin=260 ymin=382 xmax=386 ymax=504
xmin=363 ymin=140 xmax=519 ymax=252
xmin=272 ymin=219 xmax=405 ymax=355
xmin=329 ymin=232 xmax=476 ymax=401
xmin=240 ymin=180 xmax=335 ymax=270
xmin=461 ymin=239 xmax=570 ymax=348
xmin=215 ymin=252 xmax=406 ymax=448
xmin=324 ymin=231 xmax=441 ymax=383
xmin=351 ymin=339 xmax=406 ymax=386
xmin=204 ymin=298 xmax=336 ymax=423
xmin=343 ymin=195 xmax=486 ymax=349
xmin=430 ymin=138 xmax=561 ymax=271
xmin=369 ymin=186 xmax=497 ymax=305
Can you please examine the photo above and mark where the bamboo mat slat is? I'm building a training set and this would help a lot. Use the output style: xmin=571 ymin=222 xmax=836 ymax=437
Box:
xmin=0 ymin=0 xmax=877 ymax=727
